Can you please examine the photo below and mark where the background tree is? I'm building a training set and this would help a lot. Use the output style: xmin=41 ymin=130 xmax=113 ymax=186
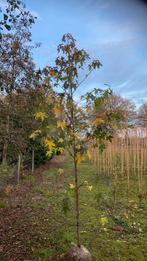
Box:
xmin=87 ymin=94 xmax=136 ymax=130
xmin=138 ymin=102 xmax=147 ymax=127
xmin=0 ymin=0 xmax=37 ymax=164
xmin=0 ymin=19 xmax=37 ymax=94
xmin=0 ymin=0 xmax=36 ymax=39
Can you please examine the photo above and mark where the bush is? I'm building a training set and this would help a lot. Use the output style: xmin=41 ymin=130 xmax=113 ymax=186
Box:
xmin=0 ymin=162 xmax=14 ymax=189
xmin=24 ymin=140 xmax=53 ymax=169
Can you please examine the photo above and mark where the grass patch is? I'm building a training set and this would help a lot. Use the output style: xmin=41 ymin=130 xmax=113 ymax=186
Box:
xmin=1 ymin=155 xmax=146 ymax=260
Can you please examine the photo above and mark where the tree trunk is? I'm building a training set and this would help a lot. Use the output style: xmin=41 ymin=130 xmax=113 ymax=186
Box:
xmin=74 ymin=159 xmax=80 ymax=247
xmin=113 ymin=183 xmax=117 ymax=209
xmin=70 ymin=84 xmax=81 ymax=247
xmin=2 ymin=143 xmax=7 ymax=163
xmin=17 ymin=154 xmax=21 ymax=184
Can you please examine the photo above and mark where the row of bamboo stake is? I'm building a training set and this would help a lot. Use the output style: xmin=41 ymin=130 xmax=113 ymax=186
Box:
xmin=90 ymin=129 xmax=147 ymax=198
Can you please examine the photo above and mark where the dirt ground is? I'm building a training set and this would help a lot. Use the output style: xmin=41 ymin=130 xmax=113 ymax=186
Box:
xmin=0 ymin=155 xmax=67 ymax=261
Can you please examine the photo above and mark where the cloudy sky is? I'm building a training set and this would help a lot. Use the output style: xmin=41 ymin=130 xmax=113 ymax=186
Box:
xmin=15 ymin=1 xmax=147 ymax=106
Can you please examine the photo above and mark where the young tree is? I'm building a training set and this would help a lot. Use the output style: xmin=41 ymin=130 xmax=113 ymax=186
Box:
xmin=33 ymin=34 xmax=117 ymax=254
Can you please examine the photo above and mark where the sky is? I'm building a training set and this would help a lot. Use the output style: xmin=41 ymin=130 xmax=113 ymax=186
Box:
xmin=2 ymin=0 xmax=147 ymax=107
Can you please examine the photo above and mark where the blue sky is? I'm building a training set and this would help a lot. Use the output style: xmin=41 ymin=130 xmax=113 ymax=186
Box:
xmin=2 ymin=0 xmax=147 ymax=106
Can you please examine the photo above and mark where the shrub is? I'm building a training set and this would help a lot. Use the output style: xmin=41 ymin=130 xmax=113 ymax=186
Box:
xmin=0 ymin=162 xmax=14 ymax=189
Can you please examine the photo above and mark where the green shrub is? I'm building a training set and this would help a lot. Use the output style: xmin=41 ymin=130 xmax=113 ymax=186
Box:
xmin=0 ymin=162 xmax=14 ymax=189
xmin=24 ymin=141 xmax=53 ymax=168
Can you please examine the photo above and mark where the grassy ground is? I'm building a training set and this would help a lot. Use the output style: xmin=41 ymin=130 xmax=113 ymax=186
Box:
xmin=0 ymin=154 xmax=147 ymax=260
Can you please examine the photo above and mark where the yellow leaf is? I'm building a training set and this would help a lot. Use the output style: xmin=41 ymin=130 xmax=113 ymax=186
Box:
xmin=88 ymin=185 xmax=93 ymax=191
xmin=75 ymin=153 xmax=85 ymax=164
xmin=53 ymin=106 xmax=62 ymax=118
xmin=46 ymin=151 xmax=52 ymax=157
xmin=34 ymin=112 xmax=46 ymax=122
xmin=69 ymin=183 xmax=75 ymax=189
xmin=58 ymin=138 xmax=64 ymax=143
xmin=29 ymin=130 xmax=41 ymax=140
xmin=44 ymin=139 xmax=56 ymax=152
xmin=57 ymin=121 xmax=65 ymax=131
xmin=58 ymin=168 xmax=64 ymax=175
xmin=58 ymin=147 xmax=64 ymax=153
xmin=92 ymin=117 xmax=104 ymax=126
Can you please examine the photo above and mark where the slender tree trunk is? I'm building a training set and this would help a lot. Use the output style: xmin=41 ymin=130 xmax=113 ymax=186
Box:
xmin=17 ymin=154 xmax=21 ymax=184
xmin=69 ymin=84 xmax=81 ymax=247
xmin=113 ymin=183 xmax=117 ymax=209
xmin=113 ymin=171 xmax=118 ymax=209
xmin=2 ymin=143 xmax=7 ymax=163
xmin=74 ymin=157 xmax=80 ymax=247
xmin=125 ymin=127 xmax=130 ymax=203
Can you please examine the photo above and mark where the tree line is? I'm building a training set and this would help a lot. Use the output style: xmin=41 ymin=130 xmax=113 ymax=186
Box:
xmin=0 ymin=0 xmax=147 ymax=171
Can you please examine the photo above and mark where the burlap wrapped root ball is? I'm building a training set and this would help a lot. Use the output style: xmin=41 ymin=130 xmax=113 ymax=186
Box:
xmin=62 ymin=244 xmax=92 ymax=261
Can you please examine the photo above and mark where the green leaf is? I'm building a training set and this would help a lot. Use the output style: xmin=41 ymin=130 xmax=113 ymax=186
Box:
xmin=4 ymin=24 xmax=11 ymax=31
xmin=95 ymin=97 xmax=103 ymax=107
xmin=4 ymin=14 xmax=8 ymax=20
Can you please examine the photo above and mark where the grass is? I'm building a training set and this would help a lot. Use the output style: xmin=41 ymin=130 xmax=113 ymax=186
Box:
xmin=30 ymin=155 xmax=147 ymax=260
xmin=0 ymin=155 xmax=147 ymax=260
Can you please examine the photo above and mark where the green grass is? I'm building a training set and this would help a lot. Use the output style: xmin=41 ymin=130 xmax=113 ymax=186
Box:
xmin=1 ymin=155 xmax=146 ymax=260
xmin=30 ymin=155 xmax=147 ymax=260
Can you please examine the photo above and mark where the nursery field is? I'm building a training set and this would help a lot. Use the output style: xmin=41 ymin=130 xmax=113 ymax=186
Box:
xmin=0 ymin=153 xmax=147 ymax=261
xmin=1 ymin=1 xmax=147 ymax=260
